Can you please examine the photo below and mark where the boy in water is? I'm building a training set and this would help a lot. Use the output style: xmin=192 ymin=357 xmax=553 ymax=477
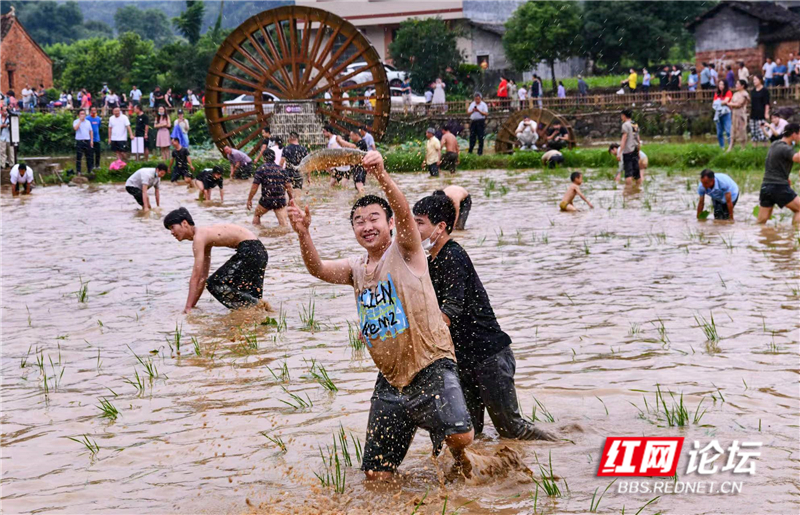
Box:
xmin=559 ymin=172 xmax=594 ymax=212
xmin=247 ymin=148 xmax=293 ymax=226
xmin=169 ymin=137 xmax=195 ymax=185
xmin=286 ymin=151 xmax=475 ymax=480
xmin=413 ymin=194 xmax=556 ymax=442
xmin=164 ymin=207 xmax=268 ymax=313
xmin=434 ymin=186 xmax=471 ymax=230
xmin=195 ymin=165 xmax=224 ymax=202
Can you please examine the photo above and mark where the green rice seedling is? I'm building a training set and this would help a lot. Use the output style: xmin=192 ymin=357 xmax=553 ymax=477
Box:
xmin=279 ymin=386 xmax=312 ymax=409
xmin=694 ymin=312 xmax=720 ymax=342
xmin=169 ymin=323 xmax=182 ymax=355
xmin=410 ymin=488 xmax=429 ymax=515
xmin=476 ymin=235 xmax=487 ymax=246
xmin=123 ymin=369 xmax=146 ymax=395
xmin=347 ymin=321 xmax=365 ymax=352
xmin=267 ymin=361 xmax=290 ymax=383
xmin=692 ymin=397 xmax=708 ymax=424
xmin=337 ymin=425 xmax=352 ymax=467
xmin=75 ymin=277 xmax=89 ymax=303
xmin=495 ymin=229 xmax=506 ymax=246
xmin=350 ymin=431 xmax=362 ymax=465
xmin=583 ymin=240 xmax=590 ymax=255
xmin=311 ymin=363 xmax=338 ymax=392
xmin=314 ymin=440 xmax=347 ymax=494
xmin=192 ymin=337 xmax=201 ymax=356
xmin=589 ymin=478 xmax=617 ymax=512
xmin=595 ymin=396 xmax=609 ymax=416
xmin=483 ymin=178 xmax=496 ymax=197
xmin=530 ymin=396 xmax=555 ymax=423
xmin=261 ymin=304 xmax=288 ymax=333
xmin=259 ymin=432 xmax=287 ymax=453
xmin=634 ymin=496 xmax=660 ymax=515
xmin=129 ymin=346 xmax=159 ymax=381
xmin=20 ymin=345 xmax=32 ymax=369
xmin=515 ymin=229 xmax=524 ymax=245
xmin=719 ymin=234 xmax=735 ymax=251
xmin=530 ymin=484 xmax=540 ymax=514
xmin=67 ymin=434 xmax=99 ymax=456
xmin=653 ymin=316 xmax=669 ymax=344
xmin=97 ymin=397 xmax=119 ymax=420
xmin=628 ymin=322 xmax=641 ymax=336
xmin=26 ymin=305 xmax=32 ymax=327
xmin=243 ymin=331 xmax=258 ymax=351
xmin=531 ymin=451 xmax=562 ymax=497
xmin=499 ymin=184 xmax=509 ymax=196
xmin=299 ymin=294 xmax=320 ymax=332
xmin=766 ymin=332 xmax=780 ymax=353
xmin=655 ymin=385 xmax=689 ymax=427
xmin=96 ymin=349 xmax=102 ymax=372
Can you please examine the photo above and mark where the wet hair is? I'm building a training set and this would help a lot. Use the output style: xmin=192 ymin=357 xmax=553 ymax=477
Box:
xmin=608 ymin=143 xmax=620 ymax=152
xmin=263 ymin=148 xmax=275 ymax=162
xmin=784 ymin=123 xmax=800 ymax=137
xmin=621 ymin=109 xmax=633 ymax=119
xmin=413 ymin=195 xmax=456 ymax=234
xmin=700 ymin=169 xmax=715 ymax=180
xmin=163 ymin=207 xmax=194 ymax=229
xmin=350 ymin=194 xmax=393 ymax=226
xmin=570 ymin=171 xmax=582 ymax=182
xmin=156 ymin=163 xmax=169 ymax=172
xmin=211 ymin=165 xmax=223 ymax=175
xmin=433 ymin=189 xmax=447 ymax=196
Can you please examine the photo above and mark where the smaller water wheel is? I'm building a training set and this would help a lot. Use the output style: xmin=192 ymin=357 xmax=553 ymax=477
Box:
xmin=494 ymin=108 xmax=576 ymax=154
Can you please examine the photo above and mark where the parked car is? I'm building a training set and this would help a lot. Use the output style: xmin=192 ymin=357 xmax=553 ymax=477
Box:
xmin=223 ymin=92 xmax=280 ymax=115
xmin=343 ymin=62 xmax=408 ymax=87
xmin=389 ymin=87 xmax=427 ymax=114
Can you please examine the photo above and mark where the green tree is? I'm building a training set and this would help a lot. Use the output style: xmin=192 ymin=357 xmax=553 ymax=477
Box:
xmin=58 ymin=38 xmax=125 ymax=92
xmin=388 ymin=18 xmax=464 ymax=92
xmin=114 ymin=5 xmax=174 ymax=47
xmin=4 ymin=1 xmax=88 ymax=45
xmin=503 ymin=1 xmax=584 ymax=92
xmin=172 ymin=1 xmax=206 ymax=45
xmin=583 ymin=1 xmax=709 ymax=71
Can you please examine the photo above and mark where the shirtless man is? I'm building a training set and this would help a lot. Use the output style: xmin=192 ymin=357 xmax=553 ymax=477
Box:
xmin=559 ymin=171 xmax=593 ymax=212
xmin=286 ymin=151 xmax=474 ymax=480
xmin=440 ymin=126 xmax=460 ymax=173
xmin=164 ymin=207 xmax=268 ymax=313
xmin=434 ymin=185 xmax=471 ymax=230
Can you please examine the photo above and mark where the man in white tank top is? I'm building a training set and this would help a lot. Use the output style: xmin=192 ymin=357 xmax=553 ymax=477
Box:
xmin=287 ymin=151 xmax=475 ymax=481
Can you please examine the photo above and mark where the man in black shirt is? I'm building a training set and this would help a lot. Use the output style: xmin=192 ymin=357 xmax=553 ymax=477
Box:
xmin=195 ymin=165 xmax=224 ymax=202
xmin=413 ymin=194 xmax=556 ymax=441
xmin=132 ymin=104 xmax=149 ymax=161
xmin=169 ymin=137 xmax=195 ymax=184
xmin=282 ymin=131 xmax=308 ymax=189
xmin=336 ymin=129 xmax=368 ymax=194
xmin=247 ymin=148 xmax=293 ymax=226
xmin=545 ymin=122 xmax=569 ymax=150
xmin=749 ymin=75 xmax=770 ymax=146
xmin=757 ymin=123 xmax=800 ymax=225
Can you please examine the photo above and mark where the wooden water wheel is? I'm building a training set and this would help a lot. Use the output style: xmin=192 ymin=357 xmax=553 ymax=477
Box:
xmin=205 ymin=6 xmax=390 ymax=156
xmin=494 ymin=108 xmax=576 ymax=154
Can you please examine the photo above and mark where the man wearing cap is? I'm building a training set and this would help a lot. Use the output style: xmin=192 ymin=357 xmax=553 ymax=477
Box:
xmin=163 ymin=207 xmax=268 ymax=313
xmin=467 ymin=92 xmax=489 ymax=156
xmin=515 ymin=114 xmax=538 ymax=150
xmin=424 ymin=127 xmax=442 ymax=177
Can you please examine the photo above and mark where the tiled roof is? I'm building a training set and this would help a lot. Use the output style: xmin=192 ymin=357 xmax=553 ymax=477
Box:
xmin=687 ymin=1 xmax=800 ymax=42
xmin=1 ymin=13 xmax=14 ymax=40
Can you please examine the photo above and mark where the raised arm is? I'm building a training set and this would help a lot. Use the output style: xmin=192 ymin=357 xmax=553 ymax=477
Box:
xmin=287 ymin=199 xmax=353 ymax=285
xmin=184 ymin=239 xmax=211 ymax=313
xmin=362 ymin=151 xmax=425 ymax=264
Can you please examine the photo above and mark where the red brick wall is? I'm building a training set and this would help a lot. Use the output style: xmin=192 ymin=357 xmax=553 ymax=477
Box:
xmin=773 ymin=40 xmax=800 ymax=63
xmin=0 ymin=22 xmax=53 ymax=94
xmin=695 ymin=46 xmax=764 ymax=76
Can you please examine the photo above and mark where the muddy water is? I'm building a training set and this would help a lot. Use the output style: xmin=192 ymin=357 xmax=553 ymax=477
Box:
xmin=2 ymin=168 xmax=798 ymax=515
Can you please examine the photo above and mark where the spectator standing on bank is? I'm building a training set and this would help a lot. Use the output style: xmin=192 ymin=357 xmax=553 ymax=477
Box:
xmin=81 ymin=89 xmax=92 ymax=110
xmin=762 ymin=58 xmax=775 ymax=87
xmin=670 ymin=65 xmax=682 ymax=91
xmin=104 ymin=89 xmax=119 ymax=117
xmin=131 ymin=104 xmax=149 ymax=161
xmin=508 ymin=80 xmax=517 ymax=109
xmin=153 ymin=87 xmax=165 ymax=108
xmin=432 ymin=78 xmax=446 ymax=112
xmin=738 ymin=61 xmax=750 ymax=84
xmin=164 ymin=88 xmax=174 ymax=108
xmin=749 ymin=75 xmax=770 ymax=146
xmin=713 ymin=80 xmax=732 ymax=149
xmin=155 ymin=106 xmax=172 ymax=161
xmin=709 ymin=64 xmax=719 ymax=87
xmin=789 ymin=54 xmax=799 ymax=84
xmin=728 ymin=79 xmax=750 ymax=151
xmin=0 ymin=104 xmax=13 ymax=168
xmin=517 ymin=83 xmax=528 ymax=109
xmin=21 ymin=85 xmax=32 ymax=110
xmin=700 ymin=63 xmax=711 ymax=90
xmin=578 ymin=75 xmax=588 ymax=99
xmin=27 ymin=87 xmax=38 ymax=112
xmin=174 ymin=110 xmax=190 ymax=147
xmin=73 ymin=108 xmax=94 ymax=176
xmin=773 ymin=58 xmax=788 ymax=87
xmin=532 ymin=75 xmax=543 ymax=108
xmin=149 ymin=90 xmax=155 ymax=108
xmin=467 ymin=92 xmax=488 ymax=156
xmin=642 ymin=68 xmax=651 ymax=98
xmin=557 ymin=81 xmax=566 ymax=99
xmin=688 ymin=68 xmax=699 ymax=92
xmin=130 ymin=85 xmax=142 ymax=106
xmin=725 ymin=65 xmax=736 ymax=89
xmin=108 ymin=106 xmax=132 ymax=162
xmin=87 ymin=106 xmax=102 ymax=168
xmin=497 ymin=76 xmax=508 ymax=109
xmin=658 ymin=66 xmax=670 ymax=90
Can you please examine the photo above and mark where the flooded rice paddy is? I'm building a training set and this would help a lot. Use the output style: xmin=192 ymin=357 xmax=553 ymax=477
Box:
xmin=2 ymin=166 xmax=799 ymax=514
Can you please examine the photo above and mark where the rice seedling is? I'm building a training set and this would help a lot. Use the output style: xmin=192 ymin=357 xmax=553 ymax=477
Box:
xmin=719 ymin=234 xmax=735 ymax=251
xmin=495 ymin=229 xmax=506 ymax=246
xmin=595 ymin=396 xmax=609 ymax=416
xmin=628 ymin=322 xmax=642 ymax=336
xmin=267 ymin=361 xmax=290 ymax=383
xmin=347 ymin=320 xmax=366 ymax=352
xmin=337 ymin=425 xmax=353 ymax=467
xmin=692 ymin=397 xmax=708 ymax=424
xmin=499 ymin=184 xmax=509 ymax=196
xmin=20 ymin=345 xmax=32 ymax=369
xmin=530 ymin=484 xmax=540 ymax=514
xmin=75 ymin=276 xmax=89 ymax=303
xmin=123 ymin=369 xmax=146 ymax=395
xmin=588 ymin=478 xmax=617 ymax=512
xmin=350 ymin=431 xmax=362 ymax=465
xmin=476 ymin=235 xmax=487 ymax=246
xmin=97 ymin=397 xmax=119 ymax=420
xmin=242 ymin=331 xmax=258 ymax=351
xmin=167 ymin=323 xmax=183 ymax=355
xmin=314 ymin=440 xmax=347 ymax=494
xmin=653 ymin=316 xmax=669 ymax=344
xmin=694 ymin=312 xmax=720 ymax=342
xmin=192 ymin=337 xmax=201 ymax=356
xmin=583 ymin=240 xmax=590 ymax=255
xmin=529 ymin=396 xmax=555 ymax=423
xmin=299 ymin=294 xmax=320 ymax=332
xmin=515 ymin=229 xmax=525 ymax=245
xmin=261 ymin=304 xmax=288 ymax=333
xmin=483 ymin=178 xmax=496 ymax=197
xmin=279 ymin=386 xmax=313 ymax=409
xmin=766 ymin=332 xmax=780 ymax=354
xmin=26 ymin=305 xmax=32 ymax=327
xmin=655 ymin=385 xmax=689 ymax=427
xmin=67 ymin=434 xmax=100 ymax=456
xmin=259 ymin=432 xmax=287 ymax=453
xmin=310 ymin=362 xmax=338 ymax=392
xmin=128 ymin=346 xmax=159 ymax=381
xmin=531 ymin=451 xmax=562 ymax=497
xmin=410 ymin=489 xmax=429 ymax=515
xmin=633 ymin=496 xmax=660 ymax=515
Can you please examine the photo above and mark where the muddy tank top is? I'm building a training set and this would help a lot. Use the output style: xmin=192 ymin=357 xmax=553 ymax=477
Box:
xmin=350 ymin=242 xmax=456 ymax=388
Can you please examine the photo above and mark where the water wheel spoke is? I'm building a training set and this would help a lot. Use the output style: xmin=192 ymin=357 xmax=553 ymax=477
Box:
xmin=258 ymin=23 xmax=294 ymax=92
xmin=231 ymin=40 xmax=273 ymax=81
xmin=242 ymin=31 xmax=291 ymax=96
xmin=301 ymin=26 xmax=345 ymax=96
xmin=316 ymin=102 xmax=378 ymax=117
xmin=233 ymin=123 xmax=268 ymax=151
xmin=206 ymin=83 xmax=284 ymax=101
xmin=299 ymin=12 xmax=330 ymax=86
xmin=218 ymin=53 xmax=264 ymax=85
xmin=316 ymin=107 xmax=367 ymax=129
xmin=220 ymin=114 xmax=269 ymax=141
xmin=326 ymin=45 xmax=370 ymax=84
xmin=209 ymin=108 xmax=273 ymax=125
xmin=288 ymin=15 xmax=300 ymax=87
xmin=337 ymin=61 xmax=379 ymax=85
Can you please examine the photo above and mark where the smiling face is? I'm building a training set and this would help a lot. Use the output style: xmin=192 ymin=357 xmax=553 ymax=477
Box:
xmin=351 ymin=204 xmax=394 ymax=251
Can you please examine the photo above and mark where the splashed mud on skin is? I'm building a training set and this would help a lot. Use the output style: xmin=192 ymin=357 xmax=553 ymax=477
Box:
xmin=298 ymin=148 xmax=367 ymax=175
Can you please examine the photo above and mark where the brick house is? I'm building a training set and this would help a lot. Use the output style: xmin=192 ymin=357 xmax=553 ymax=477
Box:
xmin=1 ymin=10 xmax=53 ymax=94
xmin=688 ymin=1 xmax=800 ymax=73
